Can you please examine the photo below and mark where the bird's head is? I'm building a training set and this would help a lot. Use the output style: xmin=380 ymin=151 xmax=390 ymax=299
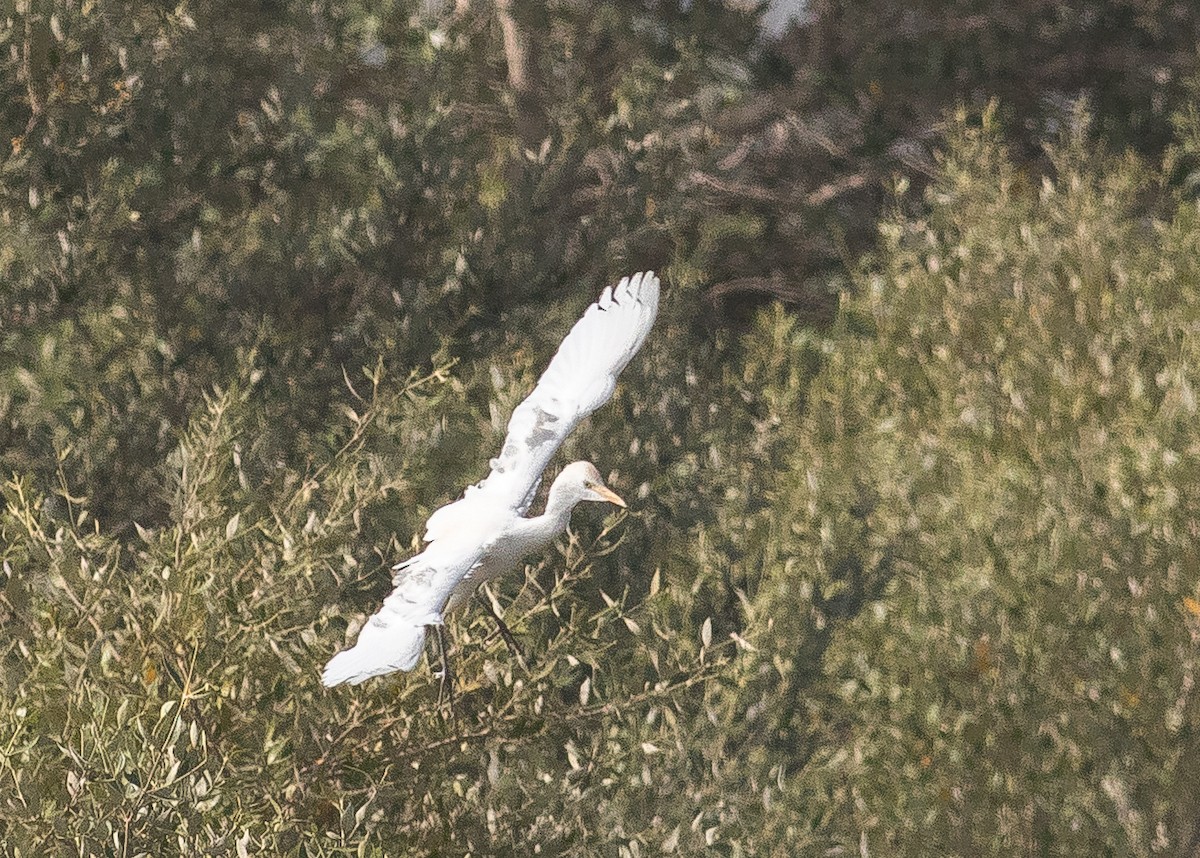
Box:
xmin=558 ymin=461 xmax=626 ymax=507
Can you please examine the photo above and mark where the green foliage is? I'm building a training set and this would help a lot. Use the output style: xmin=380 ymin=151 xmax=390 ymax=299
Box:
xmin=0 ymin=362 xmax=732 ymax=854
xmin=1 ymin=0 xmax=481 ymax=524
xmin=0 ymin=0 xmax=760 ymax=528
xmin=710 ymin=113 xmax=1200 ymax=854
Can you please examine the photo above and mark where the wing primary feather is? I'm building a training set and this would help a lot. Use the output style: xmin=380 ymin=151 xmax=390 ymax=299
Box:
xmin=322 ymin=622 xmax=427 ymax=686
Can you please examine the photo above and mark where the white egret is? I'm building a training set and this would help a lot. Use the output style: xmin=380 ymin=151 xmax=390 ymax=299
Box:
xmin=322 ymin=271 xmax=660 ymax=687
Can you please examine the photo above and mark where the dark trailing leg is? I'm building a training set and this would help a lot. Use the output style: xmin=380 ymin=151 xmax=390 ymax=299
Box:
xmin=433 ymin=624 xmax=455 ymax=708
xmin=477 ymin=591 xmax=528 ymax=673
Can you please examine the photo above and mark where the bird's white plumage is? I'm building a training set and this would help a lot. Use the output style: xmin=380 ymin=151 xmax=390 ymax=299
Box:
xmin=422 ymin=271 xmax=659 ymax=542
xmin=322 ymin=522 xmax=492 ymax=684
xmin=322 ymin=272 xmax=659 ymax=687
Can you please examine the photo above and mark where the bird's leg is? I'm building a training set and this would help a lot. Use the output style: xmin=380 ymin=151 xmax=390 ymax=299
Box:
xmin=477 ymin=589 xmax=528 ymax=673
xmin=433 ymin=623 xmax=455 ymax=708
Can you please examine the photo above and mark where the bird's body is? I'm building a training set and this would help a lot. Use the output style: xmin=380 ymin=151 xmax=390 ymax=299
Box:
xmin=322 ymin=272 xmax=659 ymax=687
xmin=441 ymin=464 xmax=606 ymax=615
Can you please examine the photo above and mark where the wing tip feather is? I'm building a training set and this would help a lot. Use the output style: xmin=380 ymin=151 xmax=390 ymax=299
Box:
xmin=322 ymin=626 xmax=426 ymax=687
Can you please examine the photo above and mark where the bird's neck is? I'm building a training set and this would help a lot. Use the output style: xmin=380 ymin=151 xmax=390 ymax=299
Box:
xmin=521 ymin=481 xmax=578 ymax=544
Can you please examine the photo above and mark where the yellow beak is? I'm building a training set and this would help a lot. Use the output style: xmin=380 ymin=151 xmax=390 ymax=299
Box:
xmin=594 ymin=485 xmax=626 ymax=508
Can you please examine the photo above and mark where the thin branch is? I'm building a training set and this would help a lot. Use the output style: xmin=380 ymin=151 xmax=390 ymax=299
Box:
xmin=492 ymin=0 xmax=546 ymax=145
xmin=20 ymin=6 xmax=41 ymax=136
xmin=493 ymin=0 xmax=531 ymax=96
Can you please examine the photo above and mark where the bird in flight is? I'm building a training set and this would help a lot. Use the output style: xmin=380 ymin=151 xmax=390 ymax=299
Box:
xmin=322 ymin=271 xmax=660 ymax=687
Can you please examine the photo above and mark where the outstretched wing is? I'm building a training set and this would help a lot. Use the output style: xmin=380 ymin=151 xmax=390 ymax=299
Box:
xmin=321 ymin=533 xmax=492 ymax=686
xmin=423 ymin=271 xmax=660 ymax=543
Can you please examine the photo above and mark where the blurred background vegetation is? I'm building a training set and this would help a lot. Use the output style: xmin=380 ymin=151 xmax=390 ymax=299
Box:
xmin=2 ymin=0 xmax=1200 ymax=854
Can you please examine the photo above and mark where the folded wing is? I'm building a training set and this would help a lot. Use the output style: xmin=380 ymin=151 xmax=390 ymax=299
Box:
xmin=423 ymin=271 xmax=660 ymax=542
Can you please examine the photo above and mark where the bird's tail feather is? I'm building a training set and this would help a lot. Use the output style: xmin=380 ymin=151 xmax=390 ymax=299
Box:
xmin=321 ymin=623 xmax=427 ymax=687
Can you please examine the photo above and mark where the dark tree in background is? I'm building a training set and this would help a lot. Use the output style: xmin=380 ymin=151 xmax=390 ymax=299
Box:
xmin=695 ymin=0 xmax=1200 ymax=311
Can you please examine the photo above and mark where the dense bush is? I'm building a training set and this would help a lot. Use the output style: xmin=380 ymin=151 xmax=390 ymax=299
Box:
xmin=701 ymin=112 xmax=1200 ymax=854
xmin=0 ymin=361 xmax=733 ymax=854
